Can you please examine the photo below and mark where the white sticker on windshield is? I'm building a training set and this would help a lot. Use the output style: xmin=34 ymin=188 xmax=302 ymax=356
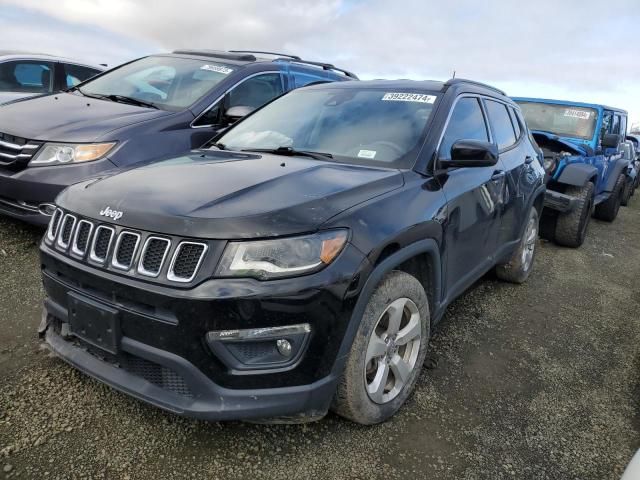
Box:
xmin=200 ymin=64 xmax=234 ymax=75
xmin=382 ymin=93 xmax=436 ymax=103
xmin=358 ymin=149 xmax=377 ymax=159
xmin=564 ymin=109 xmax=591 ymax=119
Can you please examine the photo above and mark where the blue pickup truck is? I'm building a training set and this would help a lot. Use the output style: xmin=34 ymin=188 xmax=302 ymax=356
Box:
xmin=513 ymin=98 xmax=630 ymax=247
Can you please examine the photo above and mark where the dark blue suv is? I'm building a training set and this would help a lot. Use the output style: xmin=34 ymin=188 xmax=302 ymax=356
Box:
xmin=0 ymin=50 xmax=355 ymax=225
xmin=40 ymin=79 xmax=545 ymax=424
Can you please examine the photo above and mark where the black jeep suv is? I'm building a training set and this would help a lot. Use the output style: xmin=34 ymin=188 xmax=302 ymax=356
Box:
xmin=40 ymin=79 xmax=545 ymax=424
xmin=0 ymin=49 xmax=355 ymax=225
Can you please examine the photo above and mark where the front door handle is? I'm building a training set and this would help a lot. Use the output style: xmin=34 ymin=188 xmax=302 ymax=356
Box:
xmin=491 ymin=170 xmax=506 ymax=181
xmin=525 ymin=156 xmax=534 ymax=164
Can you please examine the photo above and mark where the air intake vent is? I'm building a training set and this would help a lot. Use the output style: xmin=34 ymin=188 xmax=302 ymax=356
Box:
xmin=90 ymin=226 xmax=114 ymax=263
xmin=138 ymin=237 xmax=170 ymax=277
xmin=112 ymin=232 xmax=140 ymax=270
xmin=56 ymin=214 xmax=76 ymax=249
xmin=71 ymin=220 xmax=93 ymax=257
xmin=46 ymin=209 xmax=63 ymax=243
xmin=168 ymin=242 xmax=207 ymax=283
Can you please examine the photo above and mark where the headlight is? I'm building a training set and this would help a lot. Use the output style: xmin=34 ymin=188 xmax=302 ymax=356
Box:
xmin=543 ymin=156 xmax=557 ymax=174
xmin=29 ymin=142 xmax=116 ymax=166
xmin=216 ymin=230 xmax=348 ymax=280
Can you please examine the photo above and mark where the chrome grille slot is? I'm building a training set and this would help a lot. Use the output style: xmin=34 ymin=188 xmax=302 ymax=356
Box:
xmin=90 ymin=226 xmax=115 ymax=264
xmin=112 ymin=231 xmax=141 ymax=270
xmin=167 ymin=242 xmax=208 ymax=283
xmin=46 ymin=209 xmax=63 ymax=243
xmin=71 ymin=220 xmax=94 ymax=257
xmin=0 ymin=132 xmax=42 ymax=169
xmin=56 ymin=214 xmax=77 ymax=250
xmin=138 ymin=237 xmax=170 ymax=277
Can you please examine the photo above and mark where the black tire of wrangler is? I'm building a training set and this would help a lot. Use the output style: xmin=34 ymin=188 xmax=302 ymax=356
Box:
xmin=332 ymin=271 xmax=430 ymax=425
xmin=621 ymin=178 xmax=633 ymax=206
xmin=554 ymin=182 xmax=594 ymax=248
xmin=594 ymin=174 xmax=625 ymax=222
xmin=495 ymin=207 xmax=539 ymax=283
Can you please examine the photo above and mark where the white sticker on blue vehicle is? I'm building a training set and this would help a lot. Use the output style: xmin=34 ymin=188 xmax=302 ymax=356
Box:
xmin=564 ymin=109 xmax=591 ymax=119
xmin=200 ymin=65 xmax=234 ymax=75
xmin=358 ymin=149 xmax=377 ymax=159
xmin=382 ymin=93 xmax=436 ymax=103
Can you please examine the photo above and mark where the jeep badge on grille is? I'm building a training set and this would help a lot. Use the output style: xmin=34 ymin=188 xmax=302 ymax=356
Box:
xmin=99 ymin=206 xmax=124 ymax=221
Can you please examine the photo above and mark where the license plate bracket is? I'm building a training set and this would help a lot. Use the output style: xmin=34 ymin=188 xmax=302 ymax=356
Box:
xmin=68 ymin=292 xmax=121 ymax=355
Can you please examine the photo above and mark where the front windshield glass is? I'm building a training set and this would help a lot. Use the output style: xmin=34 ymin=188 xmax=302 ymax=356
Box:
xmin=218 ymin=88 xmax=438 ymax=167
xmin=517 ymin=101 xmax=597 ymax=140
xmin=79 ymin=56 xmax=235 ymax=111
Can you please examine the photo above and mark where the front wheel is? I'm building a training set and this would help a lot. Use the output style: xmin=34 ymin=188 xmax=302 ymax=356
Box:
xmin=554 ymin=182 xmax=594 ymax=248
xmin=332 ymin=271 xmax=430 ymax=425
xmin=495 ymin=207 xmax=539 ymax=283
xmin=621 ymin=177 xmax=633 ymax=206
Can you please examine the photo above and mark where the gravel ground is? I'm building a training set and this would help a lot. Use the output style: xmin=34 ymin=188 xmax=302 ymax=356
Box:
xmin=0 ymin=200 xmax=639 ymax=479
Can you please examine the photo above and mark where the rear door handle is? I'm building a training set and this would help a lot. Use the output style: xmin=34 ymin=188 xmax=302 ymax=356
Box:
xmin=491 ymin=170 xmax=506 ymax=181
xmin=525 ymin=156 xmax=534 ymax=164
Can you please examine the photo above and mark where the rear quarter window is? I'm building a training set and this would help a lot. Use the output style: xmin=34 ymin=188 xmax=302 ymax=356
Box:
xmin=485 ymin=100 xmax=517 ymax=149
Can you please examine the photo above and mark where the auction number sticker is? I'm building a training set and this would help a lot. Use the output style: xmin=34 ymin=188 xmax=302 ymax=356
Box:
xmin=564 ymin=109 xmax=591 ymax=120
xmin=382 ymin=93 xmax=436 ymax=103
xmin=201 ymin=64 xmax=234 ymax=75
xmin=358 ymin=149 xmax=377 ymax=159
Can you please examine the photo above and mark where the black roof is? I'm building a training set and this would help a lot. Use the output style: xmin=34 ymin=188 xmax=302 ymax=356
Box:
xmin=305 ymin=78 xmax=507 ymax=96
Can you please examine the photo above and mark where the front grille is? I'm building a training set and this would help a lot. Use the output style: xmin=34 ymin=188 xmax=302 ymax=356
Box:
xmin=112 ymin=232 xmax=140 ymax=270
xmin=138 ymin=237 xmax=170 ymax=277
xmin=72 ymin=220 xmax=93 ymax=256
xmin=0 ymin=132 xmax=42 ymax=170
xmin=46 ymin=209 xmax=63 ymax=242
xmin=90 ymin=226 xmax=114 ymax=263
xmin=168 ymin=242 xmax=207 ymax=282
xmin=56 ymin=214 xmax=76 ymax=249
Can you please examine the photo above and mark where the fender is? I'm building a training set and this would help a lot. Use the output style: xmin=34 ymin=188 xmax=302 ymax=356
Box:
xmin=330 ymin=239 xmax=442 ymax=378
xmin=519 ymin=183 xmax=546 ymax=239
xmin=556 ymin=163 xmax=598 ymax=188
xmin=604 ymin=158 xmax=630 ymax=192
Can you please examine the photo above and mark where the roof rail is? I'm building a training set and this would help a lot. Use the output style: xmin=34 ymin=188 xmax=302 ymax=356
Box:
xmin=273 ymin=58 xmax=359 ymax=79
xmin=444 ymin=78 xmax=506 ymax=96
xmin=229 ymin=50 xmax=302 ymax=61
xmin=172 ymin=49 xmax=257 ymax=62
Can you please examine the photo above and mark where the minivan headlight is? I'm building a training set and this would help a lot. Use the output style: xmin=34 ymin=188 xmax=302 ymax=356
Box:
xmin=216 ymin=230 xmax=348 ymax=280
xmin=29 ymin=142 xmax=116 ymax=166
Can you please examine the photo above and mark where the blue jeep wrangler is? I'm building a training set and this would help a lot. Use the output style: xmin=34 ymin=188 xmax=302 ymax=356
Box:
xmin=514 ymin=98 xmax=630 ymax=247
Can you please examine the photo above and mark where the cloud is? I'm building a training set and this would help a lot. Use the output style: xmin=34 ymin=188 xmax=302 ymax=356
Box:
xmin=0 ymin=0 xmax=639 ymax=123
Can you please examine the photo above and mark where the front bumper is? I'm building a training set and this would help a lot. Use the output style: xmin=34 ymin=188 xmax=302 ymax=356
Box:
xmin=40 ymin=243 xmax=369 ymax=421
xmin=0 ymin=159 xmax=116 ymax=225
xmin=543 ymin=189 xmax=578 ymax=213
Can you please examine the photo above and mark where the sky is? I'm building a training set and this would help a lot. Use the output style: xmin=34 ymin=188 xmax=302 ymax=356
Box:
xmin=1 ymin=0 xmax=638 ymax=126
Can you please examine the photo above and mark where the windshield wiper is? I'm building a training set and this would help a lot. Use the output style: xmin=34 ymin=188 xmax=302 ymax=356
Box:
xmin=241 ymin=146 xmax=333 ymax=160
xmin=105 ymin=94 xmax=159 ymax=109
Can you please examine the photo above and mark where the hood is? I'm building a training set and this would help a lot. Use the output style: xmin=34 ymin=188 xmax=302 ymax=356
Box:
xmin=531 ymin=130 xmax=588 ymax=156
xmin=0 ymin=92 xmax=172 ymax=142
xmin=0 ymin=91 xmax=39 ymax=105
xmin=56 ymin=151 xmax=404 ymax=239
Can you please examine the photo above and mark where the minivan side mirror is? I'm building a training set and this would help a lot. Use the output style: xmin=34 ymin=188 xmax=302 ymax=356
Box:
xmin=440 ymin=140 xmax=499 ymax=168
xmin=224 ymin=105 xmax=254 ymax=123
xmin=602 ymin=133 xmax=622 ymax=149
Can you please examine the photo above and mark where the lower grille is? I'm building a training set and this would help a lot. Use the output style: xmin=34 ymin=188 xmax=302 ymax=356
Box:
xmin=125 ymin=357 xmax=193 ymax=398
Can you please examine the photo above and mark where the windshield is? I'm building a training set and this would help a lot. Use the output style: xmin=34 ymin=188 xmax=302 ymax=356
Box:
xmin=218 ymin=88 xmax=437 ymax=167
xmin=79 ymin=56 xmax=236 ymax=111
xmin=517 ymin=101 xmax=598 ymax=140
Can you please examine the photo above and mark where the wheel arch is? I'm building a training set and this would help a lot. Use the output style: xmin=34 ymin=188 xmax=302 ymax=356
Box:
xmin=556 ymin=163 xmax=599 ymax=188
xmin=604 ymin=158 xmax=630 ymax=192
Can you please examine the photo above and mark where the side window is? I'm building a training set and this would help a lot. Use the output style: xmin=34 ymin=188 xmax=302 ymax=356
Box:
xmin=0 ymin=61 xmax=53 ymax=93
xmin=601 ymin=111 xmax=613 ymax=142
xmin=485 ymin=100 xmax=517 ymax=149
xmin=439 ymin=97 xmax=489 ymax=160
xmin=292 ymin=70 xmax=328 ymax=88
xmin=226 ymin=73 xmax=284 ymax=110
xmin=64 ymin=64 xmax=101 ymax=88
xmin=194 ymin=73 xmax=284 ymax=127
xmin=620 ymin=115 xmax=627 ymax=136
xmin=508 ymin=107 xmax=522 ymax=139
xmin=611 ymin=114 xmax=621 ymax=135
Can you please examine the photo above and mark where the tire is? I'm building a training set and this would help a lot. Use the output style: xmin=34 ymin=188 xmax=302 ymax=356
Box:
xmin=621 ymin=177 xmax=633 ymax=206
xmin=496 ymin=207 xmax=539 ymax=283
xmin=594 ymin=174 xmax=625 ymax=222
xmin=554 ymin=182 xmax=594 ymax=248
xmin=332 ymin=271 xmax=430 ymax=425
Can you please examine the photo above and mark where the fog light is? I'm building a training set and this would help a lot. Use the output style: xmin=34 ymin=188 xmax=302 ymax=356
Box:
xmin=276 ymin=339 xmax=292 ymax=358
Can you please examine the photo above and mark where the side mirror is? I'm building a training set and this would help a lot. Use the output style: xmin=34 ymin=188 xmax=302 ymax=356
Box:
xmin=602 ymin=133 xmax=622 ymax=149
xmin=224 ymin=105 xmax=254 ymax=123
xmin=441 ymin=140 xmax=499 ymax=168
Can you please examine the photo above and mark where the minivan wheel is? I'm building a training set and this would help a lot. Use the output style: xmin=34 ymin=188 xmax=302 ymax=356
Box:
xmin=554 ymin=182 xmax=594 ymax=248
xmin=594 ymin=174 xmax=625 ymax=222
xmin=495 ymin=207 xmax=539 ymax=283
xmin=332 ymin=271 xmax=430 ymax=425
